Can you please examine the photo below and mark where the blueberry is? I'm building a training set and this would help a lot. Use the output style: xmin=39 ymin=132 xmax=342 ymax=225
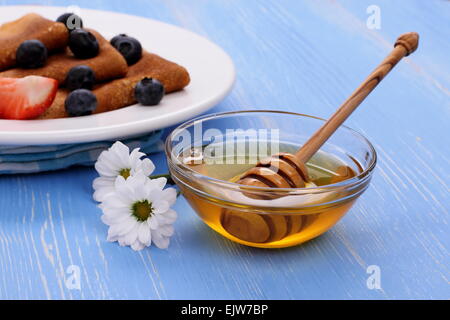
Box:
xmin=16 ymin=40 xmax=48 ymax=68
xmin=65 ymin=65 xmax=96 ymax=91
xmin=110 ymin=34 xmax=128 ymax=47
xmin=65 ymin=89 xmax=97 ymax=117
xmin=56 ymin=13 xmax=83 ymax=32
xmin=69 ymin=29 xmax=99 ymax=59
xmin=134 ymin=78 xmax=165 ymax=106
xmin=113 ymin=36 xmax=142 ymax=65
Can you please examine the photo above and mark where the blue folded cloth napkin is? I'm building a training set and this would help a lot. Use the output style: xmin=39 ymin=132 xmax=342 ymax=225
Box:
xmin=0 ymin=130 xmax=164 ymax=174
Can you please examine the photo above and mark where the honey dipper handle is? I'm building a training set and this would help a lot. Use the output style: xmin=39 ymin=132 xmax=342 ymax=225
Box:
xmin=295 ymin=32 xmax=419 ymax=164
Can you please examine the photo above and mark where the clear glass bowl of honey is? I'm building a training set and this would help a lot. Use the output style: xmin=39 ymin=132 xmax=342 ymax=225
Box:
xmin=166 ymin=111 xmax=377 ymax=248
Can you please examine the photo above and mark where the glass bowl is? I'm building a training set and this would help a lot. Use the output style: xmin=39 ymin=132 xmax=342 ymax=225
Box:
xmin=165 ymin=110 xmax=377 ymax=248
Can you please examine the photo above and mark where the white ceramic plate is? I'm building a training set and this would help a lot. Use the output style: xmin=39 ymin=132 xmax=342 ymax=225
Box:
xmin=0 ymin=5 xmax=235 ymax=145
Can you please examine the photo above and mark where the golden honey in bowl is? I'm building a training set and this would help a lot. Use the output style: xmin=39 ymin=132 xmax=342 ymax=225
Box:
xmin=175 ymin=141 xmax=363 ymax=249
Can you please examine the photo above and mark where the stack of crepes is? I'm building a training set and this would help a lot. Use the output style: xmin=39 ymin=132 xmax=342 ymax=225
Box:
xmin=0 ymin=13 xmax=190 ymax=173
xmin=0 ymin=13 xmax=191 ymax=119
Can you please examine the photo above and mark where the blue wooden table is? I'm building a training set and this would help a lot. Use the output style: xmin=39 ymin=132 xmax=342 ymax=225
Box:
xmin=0 ymin=0 xmax=448 ymax=300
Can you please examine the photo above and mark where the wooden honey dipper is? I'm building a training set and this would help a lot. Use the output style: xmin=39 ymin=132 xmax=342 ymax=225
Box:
xmin=221 ymin=32 xmax=419 ymax=244
xmin=238 ymin=32 xmax=419 ymax=190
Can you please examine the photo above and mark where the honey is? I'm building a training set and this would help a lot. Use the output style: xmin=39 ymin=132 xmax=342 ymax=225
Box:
xmin=174 ymin=142 xmax=363 ymax=248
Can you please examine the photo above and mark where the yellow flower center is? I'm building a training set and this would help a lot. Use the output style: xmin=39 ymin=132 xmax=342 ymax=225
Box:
xmin=132 ymin=200 xmax=153 ymax=221
xmin=119 ymin=168 xmax=131 ymax=179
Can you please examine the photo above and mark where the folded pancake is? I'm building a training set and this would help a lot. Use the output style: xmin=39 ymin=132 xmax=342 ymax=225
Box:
xmin=38 ymin=51 xmax=190 ymax=119
xmin=0 ymin=29 xmax=128 ymax=84
xmin=0 ymin=13 xmax=69 ymax=71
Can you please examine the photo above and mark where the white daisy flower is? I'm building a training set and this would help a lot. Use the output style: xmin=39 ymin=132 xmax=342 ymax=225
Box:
xmin=93 ymin=141 xmax=155 ymax=202
xmin=100 ymin=171 xmax=178 ymax=251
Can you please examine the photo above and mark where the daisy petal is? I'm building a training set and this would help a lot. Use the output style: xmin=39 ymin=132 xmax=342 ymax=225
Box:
xmin=139 ymin=158 xmax=156 ymax=176
xmin=131 ymin=240 xmax=146 ymax=251
xmin=152 ymin=231 xmax=170 ymax=249
xmin=93 ymin=176 xmax=115 ymax=189
xmin=165 ymin=209 xmax=178 ymax=220
xmin=95 ymin=158 xmax=117 ymax=177
xmin=107 ymin=231 xmax=119 ymax=243
xmin=118 ymin=237 xmax=127 ymax=247
xmin=97 ymin=152 xmax=124 ymax=176
xmin=102 ymin=194 xmax=130 ymax=210
xmin=159 ymin=224 xmax=174 ymax=237
xmin=93 ymin=185 xmax=116 ymax=202
xmin=158 ymin=209 xmax=178 ymax=224
xmin=129 ymin=148 xmax=146 ymax=166
xmin=147 ymin=216 xmax=159 ymax=230
xmin=111 ymin=141 xmax=130 ymax=159
xmin=122 ymin=224 xmax=139 ymax=246
xmin=103 ymin=211 xmax=133 ymax=226
xmin=138 ymin=222 xmax=151 ymax=246
xmin=109 ymin=218 xmax=137 ymax=237
xmin=152 ymin=200 xmax=170 ymax=214
xmin=161 ymin=188 xmax=177 ymax=206
xmin=149 ymin=177 xmax=167 ymax=191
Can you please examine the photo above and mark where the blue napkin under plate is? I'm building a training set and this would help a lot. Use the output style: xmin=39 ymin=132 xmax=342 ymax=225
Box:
xmin=0 ymin=130 xmax=164 ymax=174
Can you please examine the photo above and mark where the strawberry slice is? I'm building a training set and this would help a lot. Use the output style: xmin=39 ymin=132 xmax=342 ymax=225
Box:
xmin=0 ymin=76 xmax=58 ymax=120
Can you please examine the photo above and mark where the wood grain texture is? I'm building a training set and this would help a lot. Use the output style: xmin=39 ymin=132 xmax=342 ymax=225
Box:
xmin=0 ymin=0 xmax=449 ymax=299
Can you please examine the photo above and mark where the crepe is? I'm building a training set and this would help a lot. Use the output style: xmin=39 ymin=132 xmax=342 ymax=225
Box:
xmin=38 ymin=51 xmax=191 ymax=119
xmin=0 ymin=13 xmax=69 ymax=71
xmin=0 ymin=29 xmax=128 ymax=84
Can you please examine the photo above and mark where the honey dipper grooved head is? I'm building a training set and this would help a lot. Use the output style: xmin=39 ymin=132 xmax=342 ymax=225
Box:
xmin=220 ymin=209 xmax=307 ymax=244
xmin=238 ymin=153 xmax=308 ymax=190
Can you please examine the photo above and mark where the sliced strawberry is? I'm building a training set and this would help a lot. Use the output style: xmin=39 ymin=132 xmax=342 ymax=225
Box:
xmin=0 ymin=76 xmax=58 ymax=120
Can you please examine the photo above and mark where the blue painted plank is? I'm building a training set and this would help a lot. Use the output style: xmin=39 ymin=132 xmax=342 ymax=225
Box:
xmin=0 ymin=0 xmax=448 ymax=299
